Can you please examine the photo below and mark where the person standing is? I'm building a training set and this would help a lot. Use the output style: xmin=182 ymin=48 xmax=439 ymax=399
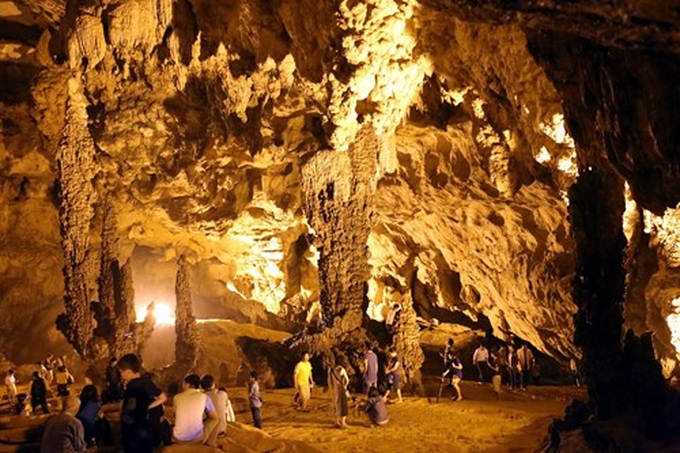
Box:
xmin=327 ymin=358 xmax=349 ymax=428
xmin=172 ymin=374 xmax=219 ymax=446
xmin=383 ymin=349 xmax=403 ymax=404
xmin=442 ymin=352 xmax=464 ymax=401
xmin=472 ymin=342 xmax=489 ymax=384
xmin=55 ymin=365 xmax=74 ymax=397
xmin=103 ymin=357 xmax=123 ymax=403
xmin=517 ymin=345 xmax=534 ymax=390
xmin=30 ymin=371 xmax=50 ymax=415
xmin=201 ymin=375 xmax=228 ymax=437
xmin=248 ymin=371 xmax=263 ymax=429
xmin=363 ymin=343 xmax=379 ymax=393
xmin=5 ymin=369 xmax=17 ymax=405
xmin=569 ymin=358 xmax=581 ymax=387
xmin=117 ymin=354 xmax=167 ymax=453
xmin=40 ymin=396 xmax=87 ymax=453
xmin=441 ymin=338 xmax=455 ymax=368
xmin=294 ymin=352 xmax=314 ymax=412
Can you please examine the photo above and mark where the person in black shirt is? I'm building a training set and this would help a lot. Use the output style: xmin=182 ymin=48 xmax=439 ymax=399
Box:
xmin=117 ymin=354 xmax=167 ymax=453
xmin=30 ymin=371 xmax=49 ymax=414
xmin=103 ymin=357 xmax=123 ymax=403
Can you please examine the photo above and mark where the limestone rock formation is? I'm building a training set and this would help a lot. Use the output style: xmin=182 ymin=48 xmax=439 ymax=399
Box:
xmin=1 ymin=0 xmax=680 ymax=447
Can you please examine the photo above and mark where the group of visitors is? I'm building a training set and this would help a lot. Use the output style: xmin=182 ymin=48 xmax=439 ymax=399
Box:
xmin=40 ymin=353 xmax=235 ymax=453
xmin=283 ymin=342 xmax=396 ymax=430
xmin=471 ymin=341 xmax=537 ymax=392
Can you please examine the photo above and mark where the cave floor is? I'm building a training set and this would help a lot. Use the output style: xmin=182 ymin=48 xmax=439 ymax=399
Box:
xmin=228 ymin=383 xmax=587 ymax=453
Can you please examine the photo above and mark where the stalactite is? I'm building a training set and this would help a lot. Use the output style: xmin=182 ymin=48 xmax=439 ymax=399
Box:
xmin=55 ymin=75 xmax=99 ymax=358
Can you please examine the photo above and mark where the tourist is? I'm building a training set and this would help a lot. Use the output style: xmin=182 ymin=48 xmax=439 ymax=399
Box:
xmin=441 ymin=338 xmax=455 ymax=368
xmin=172 ymin=374 xmax=219 ymax=446
xmin=363 ymin=386 xmax=389 ymax=427
xmin=507 ymin=345 xmax=518 ymax=389
xmin=495 ymin=345 xmax=509 ymax=386
xmin=117 ymin=353 xmax=167 ymax=453
xmin=294 ymin=352 xmax=314 ymax=411
xmin=327 ymin=357 xmax=350 ymax=428
xmin=248 ymin=371 xmax=263 ymax=429
xmin=442 ymin=351 xmax=463 ymax=401
xmin=201 ymin=375 xmax=228 ymax=437
xmin=40 ymin=396 xmax=87 ymax=453
xmin=218 ymin=387 xmax=236 ymax=423
xmin=517 ymin=344 xmax=534 ymax=390
xmin=103 ymin=357 xmax=123 ymax=403
xmin=54 ymin=365 xmax=74 ymax=397
xmin=472 ymin=342 xmax=489 ymax=384
xmin=569 ymin=358 xmax=581 ymax=387
xmin=44 ymin=353 xmax=55 ymax=384
xmin=35 ymin=361 xmax=48 ymax=381
xmin=76 ymin=385 xmax=113 ymax=447
xmin=30 ymin=371 xmax=50 ymax=415
xmin=5 ymin=369 xmax=17 ymax=404
xmin=383 ymin=349 xmax=403 ymax=404
xmin=487 ymin=353 xmax=503 ymax=400
xmin=363 ymin=343 xmax=379 ymax=393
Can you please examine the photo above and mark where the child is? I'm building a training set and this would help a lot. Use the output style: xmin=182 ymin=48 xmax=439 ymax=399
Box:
xmin=363 ymin=386 xmax=389 ymax=427
xmin=248 ymin=371 xmax=263 ymax=429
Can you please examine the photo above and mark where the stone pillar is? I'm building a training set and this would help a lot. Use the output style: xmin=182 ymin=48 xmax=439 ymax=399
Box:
xmin=569 ymin=164 xmax=627 ymax=420
xmin=174 ymin=254 xmax=199 ymax=372
xmin=55 ymin=75 xmax=98 ymax=358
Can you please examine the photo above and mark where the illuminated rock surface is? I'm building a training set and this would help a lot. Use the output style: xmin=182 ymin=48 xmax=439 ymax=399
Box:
xmin=1 ymin=0 xmax=680 ymax=449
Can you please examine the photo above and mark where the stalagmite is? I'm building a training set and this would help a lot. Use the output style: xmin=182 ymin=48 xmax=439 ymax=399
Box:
xmin=174 ymin=254 xmax=199 ymax=370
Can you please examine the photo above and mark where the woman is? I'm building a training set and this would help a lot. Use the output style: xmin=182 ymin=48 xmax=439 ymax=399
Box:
xmin=442 ymin=353 xmax=463 ymax=401
xmin=77 ymin=385 xmax=112 ymax=447
xmin=383 ymin=350 xmax=403 ymax=404
xmin=327 ymin=357 xmax=350 ymax=428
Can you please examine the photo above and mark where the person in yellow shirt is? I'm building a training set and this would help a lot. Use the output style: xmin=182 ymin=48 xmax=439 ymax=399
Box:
xmin=293 ymin=353 xmax=314 ymax=412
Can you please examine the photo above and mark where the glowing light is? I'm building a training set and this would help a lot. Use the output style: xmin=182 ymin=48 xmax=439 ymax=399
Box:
xmin=642 ymin=204 xmax=680 ymax=267
xmin=668 ymin=298 xmax=680 ymax=356
xmin=136 ymin=302 xmax=175 ymax=325
xmin=557 ymin=152 xmax=578 ymax=178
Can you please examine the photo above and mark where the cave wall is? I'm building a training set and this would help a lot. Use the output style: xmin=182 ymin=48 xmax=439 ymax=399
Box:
xmin=0 ymin=0 xmax=678 ymax=381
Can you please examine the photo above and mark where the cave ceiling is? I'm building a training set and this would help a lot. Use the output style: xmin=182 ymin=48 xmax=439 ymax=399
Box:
xmin=1 ymin=0 xmax=679 ymax=365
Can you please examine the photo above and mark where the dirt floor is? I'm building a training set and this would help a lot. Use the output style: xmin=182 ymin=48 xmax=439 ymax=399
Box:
xmin=227 ymin=382 xmax=586 ymax=453
xmin=0 ymin=379 xmax=584 ymax=452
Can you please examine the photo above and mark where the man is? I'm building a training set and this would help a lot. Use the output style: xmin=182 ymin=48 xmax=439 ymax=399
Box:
xmin=117 ymin=354 xmax=167 ymax=453
xmin=103 ymin=357 xmax=123 ymax=403
xmin=30 ymin=371 xmax=50 ymax=415
xmin=40 ymin=396 xmax=86 ymax=453
xmin=201 ymin=374 xmax=228 ymax=439
xmin=172 ymin=374 xmax=219 ymax=446
xmin=472 ymin=342 xmax=489 ymax=384
xmin=363 ymin=343 xmax=378 ymax=393
xmin=293 ymin=352 xmax=314 ymax=411
xmin=517 ymin=345 xmax=534 ymax=390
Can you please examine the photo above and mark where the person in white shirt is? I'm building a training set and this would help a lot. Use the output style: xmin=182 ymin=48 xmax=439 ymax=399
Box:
xmin=5 ymin=370 xmax=17 ymax=404
xmin=472 ymin=343 xmax=489 ymax=384
xmin=200 ymin=375 xmax=228 ymax=438
xmin=172 ymin=374 xmax=219 ymax=446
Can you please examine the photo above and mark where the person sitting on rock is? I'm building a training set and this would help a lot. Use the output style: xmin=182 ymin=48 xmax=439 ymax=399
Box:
xmin=363 ymin=386 xmax=389 ymax=427
xmin=172 ymin=374 xmax=219 ymax=446
xmin=201 ymin=374 xmax=228 ymax=439
xmin=76 ymin=385 xmax=113 ymax=448
xmin=40 ymin=396 xmax=87 ymax=453
xmin=30 ymin=371 xmax=50 ymax=415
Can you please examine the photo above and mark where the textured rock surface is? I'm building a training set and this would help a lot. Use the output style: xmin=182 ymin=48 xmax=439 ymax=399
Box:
xmin=0 ymin=1 xmax=679 ymax=422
